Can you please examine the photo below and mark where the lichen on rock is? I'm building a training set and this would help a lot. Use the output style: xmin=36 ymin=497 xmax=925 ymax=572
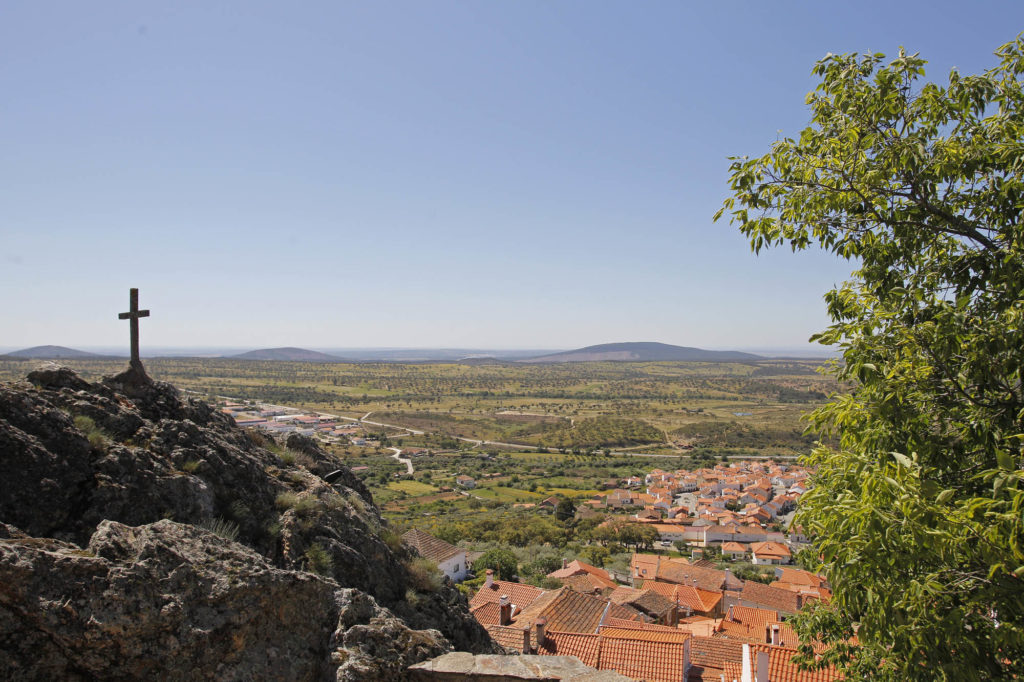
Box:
xmin=0 ymin=367 xmax=499 ymax=680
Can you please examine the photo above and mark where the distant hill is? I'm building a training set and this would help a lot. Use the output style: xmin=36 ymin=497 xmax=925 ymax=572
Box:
xmin=230 ymin=347 xmax=349 ymax=362
xmin=7 ymin=345 xmax=108 ymax=359
xmin=522 ymin=342 xmax=761 ymax=363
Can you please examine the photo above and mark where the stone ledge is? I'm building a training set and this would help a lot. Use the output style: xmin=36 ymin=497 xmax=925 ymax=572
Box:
xmin=409 ymin=652 xmax=633 ymax=681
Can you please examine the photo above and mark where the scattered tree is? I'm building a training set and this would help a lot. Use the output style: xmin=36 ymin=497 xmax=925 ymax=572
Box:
xmin=472 ymin=548 xmax=518 ymax=581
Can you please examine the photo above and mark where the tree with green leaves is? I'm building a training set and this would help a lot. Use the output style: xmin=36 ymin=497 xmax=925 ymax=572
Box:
xmin=472 ymin=548 xmax=518 ymax=581
xmin=555 ymin=497 xmax=576 ymax=522
xmin=716 ymin=36 xmax=1024 ymax=681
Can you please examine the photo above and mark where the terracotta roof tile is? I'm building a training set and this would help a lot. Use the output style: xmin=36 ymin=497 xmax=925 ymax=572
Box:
xmin=601 ymin=617 xmax=680 ymax=633
xmin=484 ymin=624 xmax=530 ymax=653
xmin=598 ymin=637 xmax=689 ymax=682
xmin=748 ymin=644 xmax=843 ymax=681
xmin=538 ymin=630 xmax=691 ymax=682
xmin=598 ymin=626 xmax=691 ymax=644
xmin=470 ymin=601 xmax=502 ymax=626
xmin=729 ymin=605 xmax=780 ymax=633
xmin=775 ymin=568 xmax=828 ymax=588
xmin=607 ymin=586 xmax=643 ymax=605
xmin=643 ymin=581 xmax=722 ymax=614
xmin=689 ymin=635 xmax=744 ymax=680
xmin=402 ymin=528 xmax=463 ymax=563
xmin=657 ymin=561 xmax=743 ymax=592
xmin=740 ymin=581 xmax=809 ymax=615
xmin=561 ymin=571 xmax=617 ymax=594
xmin=520 ymin=587 xmax=639 ymax=634
xmin=548 ymin=559 xmax=612 ymax=581
xmin=536 ymin=631 xmax=600 ymax=666
xmin=469 ymin=579 xmax=545 ymax=611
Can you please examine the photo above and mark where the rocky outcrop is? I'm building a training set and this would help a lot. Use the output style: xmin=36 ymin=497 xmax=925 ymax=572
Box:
xmin=0 ymin=365 xmax=498 ymax=680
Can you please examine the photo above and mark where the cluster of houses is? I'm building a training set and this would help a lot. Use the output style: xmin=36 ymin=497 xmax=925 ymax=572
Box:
xmin=585 ymin=461 xmax=813 ymax=562
xmin=402 ymin=527 xmax=837 ymax=681
xmin=219 ymin=402 xmax=369 ymax=444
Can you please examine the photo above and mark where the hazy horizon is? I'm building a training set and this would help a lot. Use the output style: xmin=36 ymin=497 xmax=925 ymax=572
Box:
xmin=0 ymin=341 xmax=839 ymax=360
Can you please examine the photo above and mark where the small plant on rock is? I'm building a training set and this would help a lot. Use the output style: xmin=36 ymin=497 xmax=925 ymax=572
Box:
xmin=304 ymin=542 xmax=333 ymax=576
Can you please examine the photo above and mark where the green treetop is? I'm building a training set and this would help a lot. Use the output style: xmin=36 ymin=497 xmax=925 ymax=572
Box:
xmin=716 ymin=35 xmax=1024 ymax=681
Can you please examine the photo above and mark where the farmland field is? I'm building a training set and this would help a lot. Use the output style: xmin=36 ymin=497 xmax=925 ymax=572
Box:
xmin=0 ymin=355 xmax=836 ymax=527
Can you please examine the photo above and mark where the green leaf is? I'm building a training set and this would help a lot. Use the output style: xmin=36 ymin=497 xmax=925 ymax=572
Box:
xmin=997 ymin=450 xmax=1014 ymax=471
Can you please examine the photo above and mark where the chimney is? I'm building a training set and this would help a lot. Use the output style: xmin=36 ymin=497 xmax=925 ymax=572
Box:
xmin=499 ymin=596 xmax=512 ymax=625
xmin=485 ymin=569 xmax=494 ymax=588
xmin=535 ymin=617 xmax=547 ymax=648
xmin=755 ymin=650 xmax=770 ymax=682
xmin=562 ymin=558 xmax=568 ymax=569
xmin=727 ymin=605 xmax=734 ymax=622
xmin=770 ymin=624 xmax=780 ymax=646
xmin=522 ymin=626 xmax=532 ymax=654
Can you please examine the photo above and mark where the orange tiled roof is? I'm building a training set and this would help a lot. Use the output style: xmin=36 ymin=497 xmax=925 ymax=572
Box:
xmin=484 ymin=624 xmax=530 ymax=652
xmin=470 ymin=579 xmax=545 ymax=610
xmin=657 ymin=560 xmax=742 ymax=592
xmin=402 ymin=528 xmax=463 ymax=563
xmin=714 ymin=619 xmax=763 ymax=642
xmin=601 ymin=616 xmax=681 ymax=633
xmin=521 ymin=587 xmax=640 ymax=633
xmin=642 ymin=579 xmax=723 ymax=614
xmin=561 ymin=571 xmax=617 ymax=594
xmin=598 ymin=626 xmax=691 ymax=644
xmin=729 ymin=605 xmax=780 ymax=632
xmin=536 ymin=631 xmax=600 ymax=666
xmin=750 ymin=541 xmax=792 ymax=558
xmin=607 ymin=585 xmax=643 ymax=605
xmin=770 ymin=581 xmax=834 ymax=602
xmin=627 ymin=589 xmax=676 ymax=618
xmin=746 ymin=644 xmax=843 ymax=681
xmin=631 ymin=553 xmax=661 ymax=579
xmin=538 ymin=630 xmax=690 ymax=682
xmin=769 ymin=620 xmax=802 ymax=649
xmin=775 ymin=568 xmax=828 ymax=588
xmin=598 ymin=636 xmax=689 ymax=682
xmin=548 ymin=559 xmax=612 ymax=581
xmin=740 ymin=581 xmax=808 ymax=615
xmin=689 ymin=636 xmax=744 ymax=680
xmin=470 ymin=601 xmax=502 ymax=626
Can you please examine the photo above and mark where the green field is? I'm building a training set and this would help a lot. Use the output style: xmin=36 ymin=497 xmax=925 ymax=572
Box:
xmin=0 ymin=355 xmax=834 ymax=527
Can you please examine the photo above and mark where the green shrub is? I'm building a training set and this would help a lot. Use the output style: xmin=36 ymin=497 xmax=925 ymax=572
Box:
xmin=293 ymin=496 xmax=320 ymax=516
xmin=74 ymin=415 xmax=109 ymax=452
xmin=304 ymin=542 xmax=333 ymax=576
xmin=405 ymin=556 xmax=443 ymax=592
xmin=73 ymin=415 xmax=96 ymax=432
xmin=380 ymin=529 xmax=404 ymax=552
xmin=275 ymin=492 xmax=300 ymax=510
xmin=182 ymin=459 xmax=201 ymax=474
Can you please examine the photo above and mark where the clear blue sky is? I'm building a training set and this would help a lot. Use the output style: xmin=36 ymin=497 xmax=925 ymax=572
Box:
xmin=3 ymin=2 xmax=1021 ymax=352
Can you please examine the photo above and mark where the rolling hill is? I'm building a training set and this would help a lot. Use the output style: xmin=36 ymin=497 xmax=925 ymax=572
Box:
xmin=7 ymin=345 xmax=109 ymax=359
xmin=229 ymin=347 xmax=349 ymax=362
xmin=522 ymin=342 xmax=761 ymax=363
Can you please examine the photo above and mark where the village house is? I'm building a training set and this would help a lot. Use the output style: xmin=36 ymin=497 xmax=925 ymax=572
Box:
xmin=750 ymin=541 xmax=792 ymax=565
xmin=402 ymin=528 xmax=469 ymax=582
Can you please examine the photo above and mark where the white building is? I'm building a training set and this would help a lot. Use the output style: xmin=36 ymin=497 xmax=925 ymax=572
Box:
xmin=402 ymin=528 xmax=468 ymax=582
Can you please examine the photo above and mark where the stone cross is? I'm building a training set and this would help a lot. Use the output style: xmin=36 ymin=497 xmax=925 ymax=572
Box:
xmin=118 ymin=288 xmax=150 ymax=368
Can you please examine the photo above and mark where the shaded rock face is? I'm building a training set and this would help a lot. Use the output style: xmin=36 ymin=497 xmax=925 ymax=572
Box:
xmin=0 ymin=367 xmax=498 ymax=680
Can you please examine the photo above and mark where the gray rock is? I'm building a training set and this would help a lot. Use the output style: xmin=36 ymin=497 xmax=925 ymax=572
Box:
xmin=0 ymin=369 xmax=500 ymax=680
